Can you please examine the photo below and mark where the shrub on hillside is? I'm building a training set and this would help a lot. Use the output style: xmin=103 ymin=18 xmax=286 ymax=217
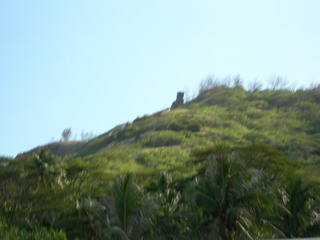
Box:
xmin=168 ymin=121 xmax=200 ymax=132
xmin=113 ymin=124 xmax=142 ymax=141
xmin=0 ymin=220 xmax=67 ymax=240
xmin=139 ymin=130 xmax=185 ymax=147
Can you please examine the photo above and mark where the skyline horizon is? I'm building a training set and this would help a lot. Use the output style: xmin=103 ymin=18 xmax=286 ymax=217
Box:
xmin=2 ymin=75 xmax=319 ymax=158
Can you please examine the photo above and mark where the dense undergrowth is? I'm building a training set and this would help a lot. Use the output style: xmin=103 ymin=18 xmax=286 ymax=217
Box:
xmin=1 ymin=80 xmax=320 ymax=239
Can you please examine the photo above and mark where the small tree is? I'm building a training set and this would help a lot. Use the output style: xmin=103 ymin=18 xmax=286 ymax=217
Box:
xmin=80 ymin=130 xmax=95 ymax=141
xmin=233 ymin=75 xmax=243 ymax=89
xmin=199 ymin=76 xmax=218 ymax=94
xmin=269 ymin=76 xmax=288 ymax=90
xmin=248 ymin=80 xmax=263 ymax=92
xmin=62 ymin=128 xmax=72 ymax=142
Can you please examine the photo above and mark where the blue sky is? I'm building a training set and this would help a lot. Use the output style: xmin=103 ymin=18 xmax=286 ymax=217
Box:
xmin=1 ymin=0 xmax=319 ymax=157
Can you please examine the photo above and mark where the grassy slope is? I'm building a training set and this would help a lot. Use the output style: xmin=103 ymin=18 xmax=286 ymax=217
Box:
xmin=54 ymin=85 xmax=320 ymax=180
xmin=17 ymin=141 xmax=86 ymax=158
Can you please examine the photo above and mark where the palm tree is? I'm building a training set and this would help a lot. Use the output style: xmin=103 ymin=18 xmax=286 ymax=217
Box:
xmin=272 ymin=177 xmax=320 ymax=237
xmin=186 ymin=145 xmax=269 ymax=240
xmin=146 ymin=172 xmax=185 ymax=239
xmin=83 ymin=173 xmax=157 ymax=240
xmin=26 ymin=148 xmax=63 ymax=190
xmin=23 ymin=148 xmax=67 ymax=228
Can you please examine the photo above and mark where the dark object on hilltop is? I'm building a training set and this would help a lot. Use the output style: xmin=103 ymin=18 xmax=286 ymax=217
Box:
xmin=171 ymin=92 xmax=184 ymax=109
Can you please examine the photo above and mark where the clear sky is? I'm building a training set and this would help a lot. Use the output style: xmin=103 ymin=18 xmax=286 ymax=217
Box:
xmin=0 ymin=0 xmax=319 ymax=157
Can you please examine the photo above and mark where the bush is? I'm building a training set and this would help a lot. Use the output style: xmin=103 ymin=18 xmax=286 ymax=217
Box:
xmin=168 ymin=122 xmax=200 ymax=132
xmin=0 ymin=220 xmax=67 ymax=240
xmin=139 ymin=130 xmax=185 ymax=147
xmin=136 ymin=148 xmax=189 ymax=169
xmin=113 ymin=124 xmax=142 ymax=141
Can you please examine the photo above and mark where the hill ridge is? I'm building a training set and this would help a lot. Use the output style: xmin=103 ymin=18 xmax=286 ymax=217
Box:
xmin=17 ymin=83 xmax=320 ymax=171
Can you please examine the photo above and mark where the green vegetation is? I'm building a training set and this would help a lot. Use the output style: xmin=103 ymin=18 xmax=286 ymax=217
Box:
xmin=1 ymin=80 xmax=320 ymax=239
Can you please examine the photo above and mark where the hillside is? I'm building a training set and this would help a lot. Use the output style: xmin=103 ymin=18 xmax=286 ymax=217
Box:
xmin=21 ymin=82 xmax=319 ymax=174
xmin=5 ymin=81 xmax=320 ymax=240
xmin=16 ymin=141 xmax=86 ymax=158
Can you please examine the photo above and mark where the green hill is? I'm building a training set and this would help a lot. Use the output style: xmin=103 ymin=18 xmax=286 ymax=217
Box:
xmin=17 ymin=82 xmax=320 ymax=178
xmin=26 ymin=82 xmax=318 ymax=176
xmin=4 ymin=81 xmax=320 ymax=239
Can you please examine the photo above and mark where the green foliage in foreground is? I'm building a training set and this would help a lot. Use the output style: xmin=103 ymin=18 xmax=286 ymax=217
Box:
xmin=0 ymin=220 xmax=67 ymax=240
xmin=1 ymin=143 xmax=320 ymax=240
